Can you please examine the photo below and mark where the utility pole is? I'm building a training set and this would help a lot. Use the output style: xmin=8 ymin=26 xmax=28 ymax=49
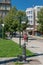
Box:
xmin=32 ymin=9 xmax=35 ymax=35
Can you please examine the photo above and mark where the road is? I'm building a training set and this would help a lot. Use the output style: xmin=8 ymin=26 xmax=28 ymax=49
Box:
xmin=12 ymin=36 xmax=43 ymax=65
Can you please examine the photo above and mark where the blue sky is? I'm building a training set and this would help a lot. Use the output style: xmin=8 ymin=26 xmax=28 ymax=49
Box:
xmin=11 ymin=0 xmax=43 ymax=10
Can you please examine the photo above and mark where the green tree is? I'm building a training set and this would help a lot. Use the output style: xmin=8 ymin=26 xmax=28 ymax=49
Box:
xmin=37 ymin=8 xmax=43 ymax=33
xmin=4 ymin=6 xmax=18 ymax=32
xmin=4 ymin=7 xmax=28 ymax=33
xmin=16 ymin=10 xmax=28 ymax=31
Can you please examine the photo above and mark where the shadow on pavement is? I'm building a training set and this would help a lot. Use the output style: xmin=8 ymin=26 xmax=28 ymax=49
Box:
xmin=28 ymin=38 xmax=37 ymax=40
xmin=0 ymin=53 xmax=43 ymax=64
xmin=26 ymin=53 xmax=43 ymax=58
xmin=0 ymin=58 xmax=18 ymax=64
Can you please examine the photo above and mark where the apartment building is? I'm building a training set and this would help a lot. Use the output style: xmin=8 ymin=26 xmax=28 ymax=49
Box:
xmin=26 ymin=6 xmax=43 ymax=35
xmin=0 ymin=0 xmax=11 ymax=18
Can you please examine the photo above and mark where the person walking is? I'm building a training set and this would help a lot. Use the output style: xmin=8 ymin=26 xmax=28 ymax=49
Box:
xmin=23 ymin=33 xmax=28 ymax=43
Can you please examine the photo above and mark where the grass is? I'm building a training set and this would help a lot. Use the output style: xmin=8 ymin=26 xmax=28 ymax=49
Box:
xmin=15 ymin=62 xmax=23 ymax=65
xmin=0 ymin=39 xmax=34 ymax=57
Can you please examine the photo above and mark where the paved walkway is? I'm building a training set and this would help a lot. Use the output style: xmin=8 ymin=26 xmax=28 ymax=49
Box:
xmin=12 ymin=37 xmax=43 ymax=65
xmin=0 ymin=57 xmax=16 ymax=65
xmin=0 ymin=37 xmax=43 ymax=65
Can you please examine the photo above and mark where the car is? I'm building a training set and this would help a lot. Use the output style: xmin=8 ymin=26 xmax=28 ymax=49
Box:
xmin=10 ymin=32 xmax=17 ymax=37
xmin=16 ymin=34 xmax=23 ymax=38
xmin=12 ymin=32 xmax=17 ymax=37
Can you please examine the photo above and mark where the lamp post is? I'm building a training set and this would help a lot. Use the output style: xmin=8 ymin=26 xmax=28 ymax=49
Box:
xmin=20 ymin=18 xmax=28 ymax=61
xmin=17 ymin=16 xmax=28 ymax=61
xmin=13 ymin=16 xmax=28 ymax=48
xmin=18 ymin=16 xmax=21 ymax=47
xmin=1 ymin=24 xmax=5 ymax=39
xmin=18 ymin=16 xmax=28 ymax=47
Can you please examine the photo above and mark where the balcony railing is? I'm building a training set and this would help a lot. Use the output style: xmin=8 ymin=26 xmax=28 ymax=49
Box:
xmin=0 ymin=9 xmax=10 ymax=11
xmin=0 ymin=2 xmax=11 ymax=4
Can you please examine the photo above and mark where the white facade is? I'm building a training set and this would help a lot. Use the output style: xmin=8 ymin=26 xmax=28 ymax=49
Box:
xmin=34 ymin=6 xmax=43 ymax=25
xmin=26 ymin=8 xmax=34 ymax=25
xmin=26 ymin=6 xmax=43 ymax=30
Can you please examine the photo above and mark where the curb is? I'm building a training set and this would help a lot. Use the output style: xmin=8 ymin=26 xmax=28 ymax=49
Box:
xmin=0 ymin=57 xmax=18 ymax=64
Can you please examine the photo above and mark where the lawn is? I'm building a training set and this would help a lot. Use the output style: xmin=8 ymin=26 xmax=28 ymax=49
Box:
xmin=0 ymin=39 xmax=33 ymax=57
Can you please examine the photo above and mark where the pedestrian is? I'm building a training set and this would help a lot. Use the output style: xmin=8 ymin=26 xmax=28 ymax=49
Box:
xmin=23 ymin=33 xmax=28 ymax=43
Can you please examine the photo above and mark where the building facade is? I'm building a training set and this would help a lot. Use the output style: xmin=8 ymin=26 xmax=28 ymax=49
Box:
xmin=26 ymin=8 xmax=34 ymax=25
xmin=0 ymin=0 xmax=11 ymax=18
xmin=26 ymin=6 xmax=43 ymax=35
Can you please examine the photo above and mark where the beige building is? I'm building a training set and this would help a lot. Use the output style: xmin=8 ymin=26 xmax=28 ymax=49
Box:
xmin=0 ymin=0 xmax=11 ymax=17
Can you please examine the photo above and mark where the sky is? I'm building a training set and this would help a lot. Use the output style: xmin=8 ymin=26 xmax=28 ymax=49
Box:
xmin=11 ymin=0 xmax=43 ymax=11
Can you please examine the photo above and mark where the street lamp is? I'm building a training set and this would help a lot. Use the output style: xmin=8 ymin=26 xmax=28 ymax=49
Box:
xmin=18 ymin=16 xmax=28 ymax=61
xmin=18 ymin=16 xmax=21 ymax=47
xmin=1 ymin=24 xmax=5 ymax=39
xmin=13 ymin=16 xmax=28 ymax=48
xmin=18 ymin=16 xmax=28 ymax=47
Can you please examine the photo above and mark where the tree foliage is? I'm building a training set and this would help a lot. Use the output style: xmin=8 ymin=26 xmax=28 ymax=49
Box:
xmin=16 ymin=10 xmax=28 ymax=31
xmin=4 ymin=6 xmax=18 ymax=32
xmin=4 ymin=6 xmax=28 ymax=32
xmin=37 ymin=8 xmax=43 ymax=32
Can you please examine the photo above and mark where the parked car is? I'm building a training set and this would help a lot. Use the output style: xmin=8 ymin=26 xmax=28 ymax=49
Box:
xmin=10 ymin=32 xmax=17 ymax=37
xmin=16 ymin=34 xmax=23 ymax=38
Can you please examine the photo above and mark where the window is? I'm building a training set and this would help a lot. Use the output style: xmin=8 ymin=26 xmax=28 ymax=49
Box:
xmin=26 ymin=11 xmax=29 ymax=14
xmin=37 ymin=7 xmax=40 ymax=9
xmin=5 ymin=5 xmax=10 ymax=10
xmin=29 ymin=11 xmax=32 ymax=14
xmin=5 ymin=0 xmax=10 ymax=3
xmin=28 ymin=16 xmax=32 ymax=18
xmin=28 ymin=16 xmax=30 ymax=18
xmin=31 ymin=16 xmax=32 ymax=18
xmin=31 ymin=21 xmax=32 ymax=23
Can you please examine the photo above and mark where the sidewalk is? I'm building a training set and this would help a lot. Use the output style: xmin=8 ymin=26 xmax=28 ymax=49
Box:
xmin=30 ymin=35 xmax=43 ymax=40
xmin=0 ymin=57 xmax=16 ymax=65
xmin=0 ymin=37 xmax=43 ymax=65
xmin=12 ymin=37 xmax=43 ymax=65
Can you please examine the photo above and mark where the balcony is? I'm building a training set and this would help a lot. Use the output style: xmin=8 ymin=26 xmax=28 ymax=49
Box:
xmin=0 ymin=9 xmax=10 ymax=11
xmin=0 ymin=2 xmax=11 ymax=5
xmin=0 ymin=6 xmax=10 ymax=11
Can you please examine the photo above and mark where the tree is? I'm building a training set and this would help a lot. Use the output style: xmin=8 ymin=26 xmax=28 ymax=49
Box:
xmin=4 ymin=7 xmax=28 ymax=33
xmin=37 ymin=8 xmax=43 ymax=33
xmin=4 ymin=6 xmax=18 ymax=32
xmin=16 ymin=10 xmax=28 ymax=31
